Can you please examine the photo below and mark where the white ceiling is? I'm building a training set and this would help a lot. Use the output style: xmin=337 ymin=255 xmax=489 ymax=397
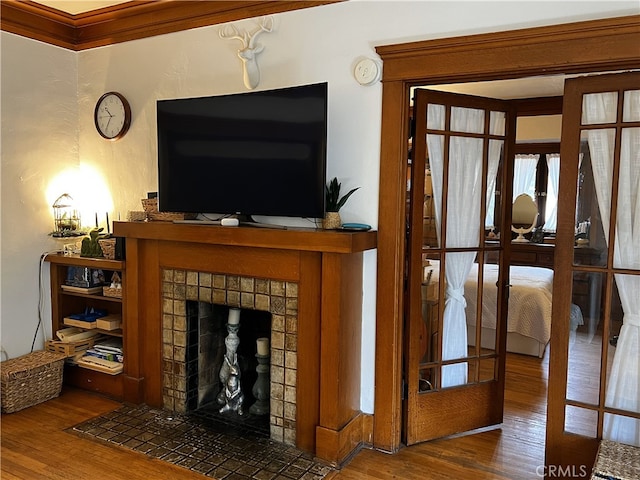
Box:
xmin=33 ymin=1 xmax=130 ymax=15
xmin=427 ymin=75 xmax=568 ymax=100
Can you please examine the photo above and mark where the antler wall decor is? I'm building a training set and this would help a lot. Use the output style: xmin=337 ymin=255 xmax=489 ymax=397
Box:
xmin=219 ymin=16 xmax=274 ymax=90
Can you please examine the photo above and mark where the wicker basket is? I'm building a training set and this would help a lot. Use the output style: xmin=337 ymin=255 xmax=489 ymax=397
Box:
xmin=98 ymin=238 xmax=116 ymax=259
xmin=127 ymin=210 xmax=147 ymax=222
xmin=0 ymin=350 xmax=66 ymax=413
xmin=141 ymin=198 xmax=158 ymax=213
xmin=103 ymin=286 xmax=123 ymax=298
xmin=148 ymin=211 xmax=185 ymax=222
xmin=592 ymin=440 xmax=640 ymax=480
xmin=323 ymin=211 xmax=342 ymax=229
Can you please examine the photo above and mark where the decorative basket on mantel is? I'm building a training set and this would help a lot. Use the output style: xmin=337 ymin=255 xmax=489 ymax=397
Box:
xmin=140 ymin=198 xmax=187 ymax=222
xmin=148 ymin=211 xmax=185 ymax=222
xmin=141 ymin=198 xmax=158 ymax=214
xmin=323 ymin=212 xmax=342 ymax=230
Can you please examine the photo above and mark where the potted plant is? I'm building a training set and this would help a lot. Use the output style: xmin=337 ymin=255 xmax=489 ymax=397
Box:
xmin=323 ymin=177 xmax=359 ymax=229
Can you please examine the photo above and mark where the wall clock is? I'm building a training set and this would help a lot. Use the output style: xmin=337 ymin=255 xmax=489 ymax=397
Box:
xmin=94 ymin=92 xmax=131 ymax=140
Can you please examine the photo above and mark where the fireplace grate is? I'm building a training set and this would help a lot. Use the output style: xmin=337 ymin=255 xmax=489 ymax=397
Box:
xmin=190 ymin=402 xmax=270 ymax=438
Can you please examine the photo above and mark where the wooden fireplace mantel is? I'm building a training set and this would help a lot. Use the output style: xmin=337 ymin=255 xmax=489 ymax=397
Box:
xmin=115 ymin=220 xmax=377 ymax=253
xmin=113 ymin=221 xmax=377 ymax=465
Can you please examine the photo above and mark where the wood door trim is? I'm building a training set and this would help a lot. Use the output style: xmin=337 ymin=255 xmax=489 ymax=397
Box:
xmin=513 ymin=96 xmax=563 ymax=117
xmin=0 ymin=0 xmax=340 ymax=51
xmin=376 ymin=15 xmax=640 ymax=83
xmin=373 ymin=14 xmax=640 ymax=453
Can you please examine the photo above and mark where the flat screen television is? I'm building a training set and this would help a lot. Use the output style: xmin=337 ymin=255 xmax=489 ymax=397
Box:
xmin=157 ymin=82 xmax=328 ymax=220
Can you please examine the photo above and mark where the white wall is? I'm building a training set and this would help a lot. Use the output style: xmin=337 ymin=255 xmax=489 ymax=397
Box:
xmin=2 ymin=1 xmax=637 ymax=413
xmin=1 ymin=34 xmax=78 ymax=360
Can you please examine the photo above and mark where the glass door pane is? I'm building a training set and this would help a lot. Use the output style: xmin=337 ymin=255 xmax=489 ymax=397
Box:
xmin=547 ymin=74 xmax=640 ymax=471
xmin=404 ymin=88 xmax=514 ymax=445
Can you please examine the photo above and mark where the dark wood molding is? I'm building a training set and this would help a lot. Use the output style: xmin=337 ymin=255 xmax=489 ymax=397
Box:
xmin=0 ymin=0 xmax=340 ymax=51
xmin=513 ymin=96 xmax=563 ymax=116
xmin=373 ymin=14 xmax=640 ymax=454
xmin=377 ymin=15 xmax=640 ymax=84
xmin=514 ymin=142 xmax=560 ymax=154
xmin=114 ymin=221 xmax=377 ymax=254
xmin=1 ymin=0 xmax=78 ymax=49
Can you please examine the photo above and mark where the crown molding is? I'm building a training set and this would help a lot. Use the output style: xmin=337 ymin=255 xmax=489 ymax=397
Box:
xmin=0 ymin=0 xmax=340 ymax=51
xmin=376 ymin=14 xmax=640 ymax=83
xmin=1 ymin=0 xmax=78 ymax=49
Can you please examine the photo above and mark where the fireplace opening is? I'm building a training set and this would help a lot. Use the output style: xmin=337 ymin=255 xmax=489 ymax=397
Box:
xmin=185 ymin=302 xmax=271 ymax=436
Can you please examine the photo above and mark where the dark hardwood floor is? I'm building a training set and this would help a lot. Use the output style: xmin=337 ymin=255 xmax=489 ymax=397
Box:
xmin=1 ymin=352 xmax=548 ymax=480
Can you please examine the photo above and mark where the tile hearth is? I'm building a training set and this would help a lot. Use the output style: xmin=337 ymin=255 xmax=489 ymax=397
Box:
xmin=72 ymin=404 xmax=335 ymax=480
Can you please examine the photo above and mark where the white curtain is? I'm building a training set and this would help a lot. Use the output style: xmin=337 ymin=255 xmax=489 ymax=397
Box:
xmin=427 ymin=105 xmax=503 ymax=387
xmin=543 ymin=153 xmax=561 ymax=231
xmin=513 ymin=154 xmax=539 ymax=200
xmin=485 ymin=139 xmax=503 ymax=229
xmin=584 ymin=90 xmax=640 ymax=446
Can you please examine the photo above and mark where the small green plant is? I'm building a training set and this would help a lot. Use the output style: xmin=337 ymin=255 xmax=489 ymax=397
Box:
xmin=325 ymin=177 xmax=359 ymax=212
xmin=80 ymin=227 xmax=109 ymax=258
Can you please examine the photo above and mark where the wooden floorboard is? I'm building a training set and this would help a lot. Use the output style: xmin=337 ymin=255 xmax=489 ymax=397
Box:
xmin=334 ymin=350 xmax=547 ymax=479
xmin=1 ymin=352 xmax=548 ymax=479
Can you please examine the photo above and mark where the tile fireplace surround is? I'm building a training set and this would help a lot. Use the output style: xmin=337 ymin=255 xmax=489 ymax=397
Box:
xmin=161 ymin=268 xmax=300 ymax=445
xmin=113 ymin=221 xmax=377 ymax=466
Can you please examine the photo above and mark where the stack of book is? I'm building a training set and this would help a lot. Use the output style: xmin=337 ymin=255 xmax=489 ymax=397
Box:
xmin=78 ymin=338 xmax=124 ymax=375
xmin=84 ymin=337 xmax=123 ymax=363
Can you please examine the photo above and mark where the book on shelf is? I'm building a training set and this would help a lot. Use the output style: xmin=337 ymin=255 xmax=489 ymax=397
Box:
xmin=65 ymin=266 xmax=105 ymax=289
xmin=61 ymin=284 xmax=104 ymax=294
xmin=84 ymin=348 xmax=123 ymax=363
xmin=94 ymin=336 xmax=123 ymax=350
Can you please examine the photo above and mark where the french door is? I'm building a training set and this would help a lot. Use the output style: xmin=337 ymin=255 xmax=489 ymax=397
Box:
xmin=546 ymin=71 xmax=640 ymax=473
xmin=403 ymin=89 xmax=516 ymax=444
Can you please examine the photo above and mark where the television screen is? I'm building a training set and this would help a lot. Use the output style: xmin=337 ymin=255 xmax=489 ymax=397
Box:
xmin=157 ymin=83 xmax=328 ymax=219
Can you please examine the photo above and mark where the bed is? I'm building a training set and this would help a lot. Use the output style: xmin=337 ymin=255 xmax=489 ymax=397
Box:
xmin=423 ymin=260 xmax=583 ymax=358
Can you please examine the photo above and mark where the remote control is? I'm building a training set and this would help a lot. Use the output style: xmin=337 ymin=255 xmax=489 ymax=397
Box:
xmin=221 ymin=218 xmax=239 ymax=226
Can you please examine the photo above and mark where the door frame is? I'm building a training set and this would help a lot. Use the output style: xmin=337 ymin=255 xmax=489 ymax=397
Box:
xmin=373 ymin=15 xmax=640 ymax=453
